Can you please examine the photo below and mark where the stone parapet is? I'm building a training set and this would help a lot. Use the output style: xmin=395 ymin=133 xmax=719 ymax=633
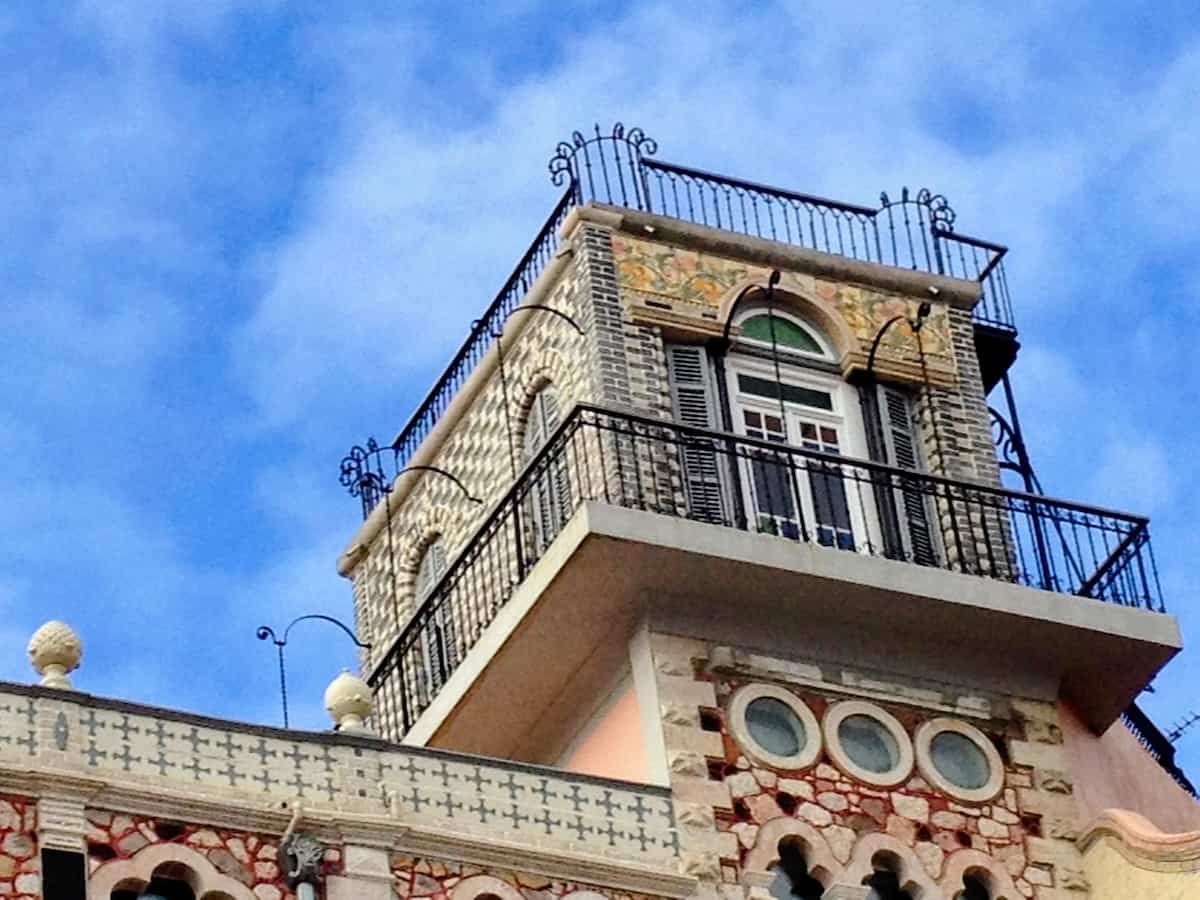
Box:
xmin=0 ymin=683 xmax=680 ymax=880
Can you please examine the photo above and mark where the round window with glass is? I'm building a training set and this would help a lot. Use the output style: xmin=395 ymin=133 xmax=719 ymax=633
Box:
xmin=915 ymin=718 xmax=1003 ymax=802
xmin=823 ymin=701 xmax=913 ymax=787
xmin=729 ymin=685 xmax=822 ymax=769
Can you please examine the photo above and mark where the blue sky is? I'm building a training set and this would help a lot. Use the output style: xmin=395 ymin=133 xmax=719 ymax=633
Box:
xmin=2 ymin=2 xmax=1199 ymax=775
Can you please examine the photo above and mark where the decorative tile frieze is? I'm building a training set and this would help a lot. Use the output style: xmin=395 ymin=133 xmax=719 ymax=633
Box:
xmin=0 ymin=686 xmax=678 ymax=871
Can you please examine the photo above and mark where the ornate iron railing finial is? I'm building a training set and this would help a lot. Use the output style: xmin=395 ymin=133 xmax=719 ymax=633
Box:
xmin=548 ymin=122 xmax=658 ymax=210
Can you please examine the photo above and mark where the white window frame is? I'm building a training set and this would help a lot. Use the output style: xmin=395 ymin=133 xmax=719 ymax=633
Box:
xmin=728 ymin=355 xmax=882 ymax=552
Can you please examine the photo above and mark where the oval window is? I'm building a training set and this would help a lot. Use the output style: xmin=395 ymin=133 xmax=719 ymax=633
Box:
xmin=746 ymin=697 xmax=807 ymax=757
xmin=930 ymin=730 xmax=990 ymax=790
xmin=838 ymin=714 xmax=900 ymax=774
xmin=915 ymin=718 xmax=1004 ymax=802
xmin=728 ymin=685 xmax=822 ymax=769
xmin=823 ymin=701 xmax=913 ymax=787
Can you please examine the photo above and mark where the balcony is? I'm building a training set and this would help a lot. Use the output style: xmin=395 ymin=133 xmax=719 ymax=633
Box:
xmin=368 ymin=404 xmax=1176 ymax=745
xmin=362 ymin=124 xmax=1015 ymax=492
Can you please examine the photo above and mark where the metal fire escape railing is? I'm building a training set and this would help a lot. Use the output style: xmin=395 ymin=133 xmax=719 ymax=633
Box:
xmin=345 ymin=125 xmax=1013 ymax=517
xmin=367 ymin=404 xmax=1163 ymax=737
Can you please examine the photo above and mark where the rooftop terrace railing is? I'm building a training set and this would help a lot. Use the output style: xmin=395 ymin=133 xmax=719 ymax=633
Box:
xmin=368 ymin=403 xmax=1163 ymax=738
xmin=1123 ymin=702 xmax=1197 ymax=796
xmin=345 ymin=125 xmax=1015 ymax=518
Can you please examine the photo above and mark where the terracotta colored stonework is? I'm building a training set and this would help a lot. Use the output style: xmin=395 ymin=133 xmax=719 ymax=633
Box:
xmin=0 ymin=795 xmax=39 ymax=899
xmin=85 ymin=810 xmax=343 ymax=898
xmin=392 ymin=854 xmax=662 ymax=900
xmin=711 ymin=683 xmax=1039 ymax=895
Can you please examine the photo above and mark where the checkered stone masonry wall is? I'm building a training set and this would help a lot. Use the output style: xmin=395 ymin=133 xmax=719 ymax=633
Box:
xmin=0 ymin=795 xmax=38 ymax=899
xmin=351 ymin=252 xmax=595 ymax=666
xmin=647 ymin=634 xmax=1091 ymax=899
xmin=0 ymin=687 xmax=679 ymax=872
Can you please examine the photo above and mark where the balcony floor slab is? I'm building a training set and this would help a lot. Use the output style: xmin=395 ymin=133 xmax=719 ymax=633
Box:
xmin=412 ymin=502 xmax=1181 ymax=760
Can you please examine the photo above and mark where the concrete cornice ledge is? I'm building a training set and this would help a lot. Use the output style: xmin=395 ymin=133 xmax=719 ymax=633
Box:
xmin=570 ymin=202 xmax=983 ymax=308
xmin=1079 ymin=808 xmax=1200 ymax=867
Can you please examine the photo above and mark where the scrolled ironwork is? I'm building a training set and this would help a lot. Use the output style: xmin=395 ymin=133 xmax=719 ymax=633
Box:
xmin=990 ymin=407 xmax=1025 ymax=479
xmin=547 ymin=122 xmax=657 ymax=208
xmin=339 ymin=438 xmax=392 ymax=520
xmin=257 ymin=614 xmax=371 ymax=728
xmin=340 ymin=437 xmax=484 ymax=519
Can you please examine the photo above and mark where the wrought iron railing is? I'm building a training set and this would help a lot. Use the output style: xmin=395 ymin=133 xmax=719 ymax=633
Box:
xmin=1123 ymin=702 xmax=1196 ymax=796
xmin=349 ymin=126 xmax=1016 ymax=518
xmin=369 ymin=404 xmax=1163 ymax=737
xmin=382 ymin=187 xmax=575 ymax=472
xmin=549 ymin=125 xmax=1013 ymax=331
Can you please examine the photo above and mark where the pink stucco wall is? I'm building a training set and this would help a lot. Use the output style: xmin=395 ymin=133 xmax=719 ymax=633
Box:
xmin=1060 ymin=700 xmax=1200 ymax=834
xmin=560 ymin=682 xmax=649 ymax=782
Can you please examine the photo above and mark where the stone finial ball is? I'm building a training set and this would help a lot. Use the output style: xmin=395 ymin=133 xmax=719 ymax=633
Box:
xmin=27 ymin=620 xmax=83 ymax=688
xmin=324 ymin=670 xmax=373 ymax=732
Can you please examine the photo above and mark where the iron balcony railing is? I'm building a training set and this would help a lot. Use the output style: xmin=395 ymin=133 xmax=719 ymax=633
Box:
xmin=369 ymin=404 xmax=1162 ymax=738
xmin=352 ymin=126 xmax=1014 ymax=518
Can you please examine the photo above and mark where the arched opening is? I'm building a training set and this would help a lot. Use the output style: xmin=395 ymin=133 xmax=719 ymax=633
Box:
xmin=767 ymin=835 xmax=825 ymax=900
xmin=112 ymin=876 xmax=197 ymax=900
xmin=862 ymin=851 xmax=913 ymax=900
xmin=726 ymin=303 xmax=867 ymax=548
xmin=522 ymin=383 xmax=570 ymax=552
xmin=957 ymin=871 xmax=992 ymax=900
xmin=414 ymin=537 xmax=454 ymax=692
xmin=665 ymin=288 xmax=937 ymax=566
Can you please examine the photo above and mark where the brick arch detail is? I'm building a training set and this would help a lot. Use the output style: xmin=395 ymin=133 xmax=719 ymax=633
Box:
xmin=939 ymin=848 xmax=1021 ymax=900
xmin=449 ymin=874 xmax=525 ymax=900
xmin=88 ymin=842 xmax=257 ymax=900
xmin=512 ymin=348 xmax=574 ymax=428
xmin=842 ymin=832 xmax=939 ymax=898
xmin=743 ymin=817 xmax=839 ymax=886
xmin=398 ymin=511 xmax=453 ymax=576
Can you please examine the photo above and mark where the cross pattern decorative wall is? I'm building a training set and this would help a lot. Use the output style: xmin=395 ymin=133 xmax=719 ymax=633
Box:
xmin=0 ymin=686 xmax=678 ymax=867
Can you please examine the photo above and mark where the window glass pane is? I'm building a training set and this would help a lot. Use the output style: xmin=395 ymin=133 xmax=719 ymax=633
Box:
xmin=745 ymin=697 xmax=806 ymax=757
xmin=741 ymin=315 xmax=824 ymax=354
xmin=838 ymin=714 xmax=899 ymax=773
xmin=737 ymin=374 xmax=833 ymax=411
xmin=931 ymin=731 xmax=991 ymax=790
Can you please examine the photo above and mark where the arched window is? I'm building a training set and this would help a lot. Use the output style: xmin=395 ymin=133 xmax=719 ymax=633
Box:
xmin=767 ymin=836 xmax=824 ymax=900
xmin=415 ymin=538 xmax=454 ymax=693
xmin=957 ymin=873 xmax=991 ymax=900
xmin=728 ymin=307 xmax=863 ymax=548
xmin=113 ymin=880 xmax=196 ymax=900
xmin=523 ymin=384 xmax=562 ymax=458
xmin=863 ymin=852 xmax=913 ymax=900
xmin=523 ymin=384 xmax=570 ymax=552
xmin=414 ymin=539 xmax=448 ymax=602
xmin=738 ymin=312 xmax=829 ymax=358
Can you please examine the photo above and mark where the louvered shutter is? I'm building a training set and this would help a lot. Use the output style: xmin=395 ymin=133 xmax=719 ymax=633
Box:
xmin=524 ymin=386 xmax=569 ymax=552
xmin=878 ymin=385 xmax=939 ymax=566
xmin=666 ymin=344 xmax=727 ymax=523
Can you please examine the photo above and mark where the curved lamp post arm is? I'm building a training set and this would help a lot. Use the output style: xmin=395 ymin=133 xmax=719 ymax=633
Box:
xmin=256 ymin=614 xmax=371 ymax=728
xmin=480 ymin=304 xmax=585 ymax=478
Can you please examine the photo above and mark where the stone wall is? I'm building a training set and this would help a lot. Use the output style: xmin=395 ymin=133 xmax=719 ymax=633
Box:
xmin=646 ymin=632 xmax=1092 ymax=899
xmin=391 ymin=853 xmax=662 ymax=900
xmin=0 ymin=795 xmax=38 ymax=899
xmin=84 ymin=810 xmax=329 ymax=898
